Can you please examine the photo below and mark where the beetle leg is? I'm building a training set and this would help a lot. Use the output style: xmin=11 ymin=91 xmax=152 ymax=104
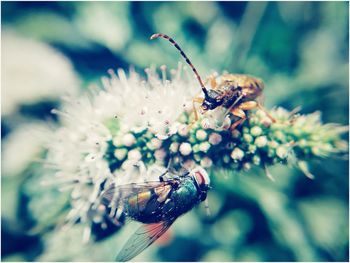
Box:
xmin=222 ymin=94 xmax=244 ymax=120
xmin=230 ymin=101 xmax=258 ymax=129
xmin=205 ymin=74 xmax=218 ymax=89
xmin=192 ymin=97 xmax=204 ymax=122
xmin=239 ymin=100 xmax=258 ymax=110
xmin=230 ymin=107 xmax=247 ymax=130
xmin=257 ymin=103 xmax=276 ymax=123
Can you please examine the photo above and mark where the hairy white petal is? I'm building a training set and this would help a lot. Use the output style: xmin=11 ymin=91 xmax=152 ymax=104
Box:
xmin=45 ymin=65 xmax=199 ymax=229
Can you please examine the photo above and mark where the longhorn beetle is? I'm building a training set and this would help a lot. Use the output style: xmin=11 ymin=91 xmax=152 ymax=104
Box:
xmin=150 ymin=33 xmax=275 ymax=129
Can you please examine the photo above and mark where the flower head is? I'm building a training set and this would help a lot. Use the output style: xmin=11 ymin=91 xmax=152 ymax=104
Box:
xmin=44 ymin=65 xmax=348 ymax=240
xmin=44 ymin=65 xmax=200 ymax=236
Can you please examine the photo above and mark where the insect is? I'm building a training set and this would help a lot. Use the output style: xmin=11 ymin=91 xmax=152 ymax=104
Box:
xmin=101 ymin=165 xmax=210 ymax=262
xmin=150 ymin=33 xmax=275 ymax=129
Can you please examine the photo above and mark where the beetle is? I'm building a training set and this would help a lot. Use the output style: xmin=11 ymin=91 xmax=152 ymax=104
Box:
xmin=150 ymin=33 xmax=275 ymax=129
xmin=101 ymin=165 xmax=210 ymax=261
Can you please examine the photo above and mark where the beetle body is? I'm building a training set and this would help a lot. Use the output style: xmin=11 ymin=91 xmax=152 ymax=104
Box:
xmin=200 ymin=73 xmax=264 ymax=112
xmin=150 ymin=33 xmax=275 ymax=128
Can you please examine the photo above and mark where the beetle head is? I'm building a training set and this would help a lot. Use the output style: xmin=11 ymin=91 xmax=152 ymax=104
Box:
xmin=200 ymin=89 xmax=223 ymax=112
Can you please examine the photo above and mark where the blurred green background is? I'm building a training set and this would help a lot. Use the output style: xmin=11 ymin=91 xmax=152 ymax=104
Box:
xmin=1 ymin=1 xmax=349 ymax=262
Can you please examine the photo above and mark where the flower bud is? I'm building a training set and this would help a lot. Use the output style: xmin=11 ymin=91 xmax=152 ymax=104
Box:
xmin=178 ymin=124 xmax=189 ymax=137
xmin=150 ymin=138 xmax=162 ymax=149
xmin=199 ymin=142 xmax=211 ymax=152
xmin=268 ymin=140 xmax=279 ymax=148
xmin=201 ymin=118 xmax=213 ymax=129
xmin=243 ymin=134 xmax=253 ymax=143
xmin=243 ymin=162 xmax=251 ymax=171
xmin=114 ymin=148 xmax=127 ymax=160
xmin=112 ymin=136 xmax=123 ymax=147
xmin=183 ymin=159 xmax=196 ymax=170
xmin=209 ymin=133 xmax=222 ymax=145
xmin=231 ymin=129 xmax=241 ymax=138
xmin=276 ymin=146 xmax=288 ymax=159
xmin=154 ymin=149 xmax=166 ymax=161
xmin=274 ymin=130 xmax=285 ymax=141
xmin=255 ymin=136 xmax=267 ymax=147
xmin=248 ymin=144 xmax=257 ymax=153
xmin=253 ymin=155 xmax=261 ymax=165
xmin=250 ymin=126 xmax=262 ymax=137
xmin=179 ymin=142 xmax=192 ymax=156
xmin=122 ymin=133 xmax=136 ymax=147
xmin=223 ymin=155 xmax=231 ymax=163
xmin=200 ymin=157 xmax=213 ymax=168
xmin=231 ymin=147 xmax=244 ymax=160
xmin=170 ymin=142 xmax=179 ymax=153
xmin=127 ymin=149 xmax=142 ymax=160
xmin=196 ymin=129 xmax=207 ymax=141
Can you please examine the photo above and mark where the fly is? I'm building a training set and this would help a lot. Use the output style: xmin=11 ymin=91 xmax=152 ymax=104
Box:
xmin=101 ymin=165 xmax=210 ymax=261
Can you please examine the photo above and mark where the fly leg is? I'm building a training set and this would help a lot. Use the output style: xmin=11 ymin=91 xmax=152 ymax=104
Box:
xmin=230 ymin=101 xmax=258 ymax=130
xmin=204 ymin=199 xmax=211 ymax=216
xmin=159 ymin=167 xmax=180 ymax=182
xmin=159 ymin=170 xmax=169 ymax=182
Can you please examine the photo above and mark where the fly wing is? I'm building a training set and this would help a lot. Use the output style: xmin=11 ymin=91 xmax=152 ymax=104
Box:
xmin=116 ymin=219 xmax=176 ymax=262
xmin=101 ymin=180 xmax=176 ymax=223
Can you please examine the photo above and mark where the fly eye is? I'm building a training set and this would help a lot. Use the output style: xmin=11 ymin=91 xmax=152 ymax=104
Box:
xmin=193 ymin=169 xmax=210 ymax=188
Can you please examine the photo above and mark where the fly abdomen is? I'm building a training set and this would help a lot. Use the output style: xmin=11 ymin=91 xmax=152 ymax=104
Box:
xmin=128 ymin=191 xmax=151 ymax=211
xmin=126 ymin=184 xmax=173 ymax=224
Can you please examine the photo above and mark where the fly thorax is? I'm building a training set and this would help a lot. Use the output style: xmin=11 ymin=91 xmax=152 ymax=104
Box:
xmin=170 ymin=179 xmax=201 ymax=215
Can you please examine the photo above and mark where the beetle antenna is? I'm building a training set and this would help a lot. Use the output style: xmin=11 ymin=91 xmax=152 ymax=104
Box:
xmin=150 ymin=33 xmax=208 ymax=94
